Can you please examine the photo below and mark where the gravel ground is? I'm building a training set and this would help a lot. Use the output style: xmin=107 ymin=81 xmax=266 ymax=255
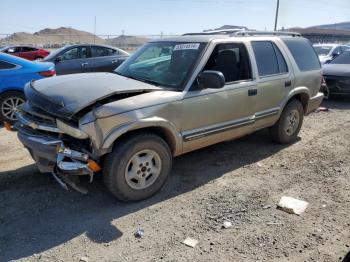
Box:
xmin=0 ymin=98 xmax=349 ymax=262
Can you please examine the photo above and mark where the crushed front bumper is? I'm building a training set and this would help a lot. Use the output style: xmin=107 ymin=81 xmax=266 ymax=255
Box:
xmin=17 ymin=125 xmax=96 ymax=179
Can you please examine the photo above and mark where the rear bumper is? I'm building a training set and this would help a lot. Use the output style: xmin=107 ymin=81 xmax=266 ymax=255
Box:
xmin=306 ymin=92 xmax=324 ymax=115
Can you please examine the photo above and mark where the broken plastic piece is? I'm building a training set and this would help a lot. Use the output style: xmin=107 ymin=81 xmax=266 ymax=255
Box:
xmin=222 ymin=221 xmax=232 ymax=229
xmin=277 ymin=196 xmax=308 ymax=215
xmin=134 ymin=228 xmax=144 ymax=238
xmin=183 ymin=237 xmax=199 ymax=248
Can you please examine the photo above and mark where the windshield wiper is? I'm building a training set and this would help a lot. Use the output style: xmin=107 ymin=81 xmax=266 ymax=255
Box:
xmin=123 ymin=74 xmax=160 ymax=87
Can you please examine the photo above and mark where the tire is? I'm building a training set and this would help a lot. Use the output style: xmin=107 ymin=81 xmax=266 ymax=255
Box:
xmin=269 ymin=99 xmax=304 ymax=144
xmin=35 ymin=57 xmax=43 ymax=61
xmin=103 ymin=133 xmax=172 ymax=202
xmin=0 ymin=91 xmax=25 ymax=124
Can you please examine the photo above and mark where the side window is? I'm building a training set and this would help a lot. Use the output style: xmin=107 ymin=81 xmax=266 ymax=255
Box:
xmin=273 ymin=43 xmax=288 ymax=73
xmin=80 ymin=47 xmax=89 ymax=58
xmin=0 ymin=60 xmax=17 ymax=69
xmin=91 ymin=46 xmax=108 ymax=57
xmin=22 ymin=47 xmax=31 ymax=52
xmin=340 ymin=46 xmax=349 ymax=52
xmin=203 ymin=43 xmax=252 ymax=83
xmin=252 ymin=41 xmax=285 ymax=77
xmin=61 ymin=48 xmax=79 ymax=61
xmin=106 ymin=48 xmax=117 ymax=56
xmin=282 ymin=38 xmax=320 ymax=71
xmin=332 ymin=47 xmax=341 ymax=55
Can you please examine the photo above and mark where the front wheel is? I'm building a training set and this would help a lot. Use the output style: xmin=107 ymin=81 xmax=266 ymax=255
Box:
xmin=103 ymin=133 xmax=172 ymax=202
xmin=270 ymin=99 xmax=304 ymax=144
xmin=0 ymin=91 xmax=25 ymax=124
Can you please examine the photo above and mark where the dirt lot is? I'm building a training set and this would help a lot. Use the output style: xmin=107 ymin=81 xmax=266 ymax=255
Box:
xmin=0 ymin=98 xmax=350 ymax=262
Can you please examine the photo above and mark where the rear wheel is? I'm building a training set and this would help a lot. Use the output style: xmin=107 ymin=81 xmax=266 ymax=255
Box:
xmin=0 ymin=91 xmax=25 ymax=124
xmin=103 ymin=133 xmax=172 ymax=202
xmin=270 ymin=99 xmax=304 ymax=144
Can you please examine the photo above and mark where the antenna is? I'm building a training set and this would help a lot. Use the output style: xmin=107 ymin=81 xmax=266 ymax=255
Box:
xmin=274 ymin=0 xmax=280 ymax=31
xmin=94 ymin=16 xmax=96 ymax=44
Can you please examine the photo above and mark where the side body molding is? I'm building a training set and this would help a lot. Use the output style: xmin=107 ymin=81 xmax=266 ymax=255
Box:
xmin=101 ymin=117 xmax=183 ymax=156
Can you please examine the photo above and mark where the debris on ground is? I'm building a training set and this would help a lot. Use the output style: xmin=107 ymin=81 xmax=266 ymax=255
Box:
xmin=183 ymin=237 xmax=199 ymax=248
xmin=315 ymin=106 xmax=329 ymax=113
xmin=277 ymin=196 xmax=309 ymax=215
xmin=134 ymin=228 xmax=144 ymax=239
xmin=222 ymin=221 xmax=233 ymax=229
xmin=80 ymin=256 xmax=89 ymax=262
xmin=262 ymin=204 xmax=272 ymax=209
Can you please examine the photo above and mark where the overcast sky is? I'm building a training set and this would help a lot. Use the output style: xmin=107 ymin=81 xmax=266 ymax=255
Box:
xmin=1 ymin=0 xmax=349 ymax=36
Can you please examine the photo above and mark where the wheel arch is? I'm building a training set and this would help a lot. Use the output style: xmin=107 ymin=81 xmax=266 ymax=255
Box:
xmin=281 ymin=87 xmax=310 ymax=115
xmin=101 ymin=117 xmax=182 ymax=157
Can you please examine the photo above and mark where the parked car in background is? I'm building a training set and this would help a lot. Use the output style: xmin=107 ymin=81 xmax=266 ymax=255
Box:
xmin=313 ymin=43 xmax=350 ymax=64
xmin=0 ymin=53 xmax=55 ymax=123
xmin=322 ymin=50 xmax=350 ymax=97
xmin=0 ymin=46 xmax=50 ymax=61
xmin=42 ymin=44 xmax=129 ymax=75
xmin=16 ymin=32 xmax=323 ymax=201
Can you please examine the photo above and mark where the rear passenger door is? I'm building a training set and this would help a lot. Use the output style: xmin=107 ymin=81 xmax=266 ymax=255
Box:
xmin=251 ymin=41 xmax=292 ymax=128
xmin=89 ymin=46 xmax=121 ymax=72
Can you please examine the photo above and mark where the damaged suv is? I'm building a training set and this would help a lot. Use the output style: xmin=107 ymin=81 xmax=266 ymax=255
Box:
xmin=16 ymin=31 xmax=324 ymax=201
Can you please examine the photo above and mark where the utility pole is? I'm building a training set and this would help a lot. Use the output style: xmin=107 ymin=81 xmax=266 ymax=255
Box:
xmin=93 ymin=16 xmax=96 ymax=44
xmin=274 ymin=0 xmax=280 ymax=31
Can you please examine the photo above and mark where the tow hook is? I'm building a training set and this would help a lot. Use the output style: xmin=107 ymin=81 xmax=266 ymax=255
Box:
xmin=53 ymin=144 xmax=102 ymax=193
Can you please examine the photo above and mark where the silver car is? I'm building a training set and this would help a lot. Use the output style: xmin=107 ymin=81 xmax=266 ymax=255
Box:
xmin=16 ymin=32 xmax=324 ymax=201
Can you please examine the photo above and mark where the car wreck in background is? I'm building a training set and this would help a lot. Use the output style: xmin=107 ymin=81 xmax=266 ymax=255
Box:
xmin=42 ymin=44 xmax=129 ymax=75
xmin=322 ymin=50 xmax=350 ymax=97
xmin=15 ymin=32 xmax=323 ymax=201
xmin=313 ymin=43 xmax=350 ymax=64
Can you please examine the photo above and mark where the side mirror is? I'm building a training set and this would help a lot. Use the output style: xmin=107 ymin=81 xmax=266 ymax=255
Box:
xmin=197 ymin=70 xmax=225 ymax=89
xmin=55 ymin=56 xmax=62 ymax=63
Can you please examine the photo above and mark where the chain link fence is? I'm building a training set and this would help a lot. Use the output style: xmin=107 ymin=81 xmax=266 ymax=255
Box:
xmin=0 ymin=33 xmax=180 ymax=52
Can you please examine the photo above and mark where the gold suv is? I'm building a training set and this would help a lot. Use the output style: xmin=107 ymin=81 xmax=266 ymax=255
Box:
xmin=16 ymin=31 xmax=324 ymax=201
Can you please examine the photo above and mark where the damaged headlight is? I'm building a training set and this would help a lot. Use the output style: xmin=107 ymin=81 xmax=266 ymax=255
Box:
xmin=56 ymin=119 xmax=89 ymax=139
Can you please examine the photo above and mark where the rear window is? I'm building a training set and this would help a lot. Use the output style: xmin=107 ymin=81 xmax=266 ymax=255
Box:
xmin=0 ymin=60 xmax=16 ymax=69
xmin=283 ymin=38 xmax=320 ymax=71
xmin=251 ymin=41 xmax=288 ymax=76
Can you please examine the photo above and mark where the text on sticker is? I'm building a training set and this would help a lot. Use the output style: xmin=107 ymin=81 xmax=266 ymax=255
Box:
xmin=174 ymin=43 xmax=200 ymax=51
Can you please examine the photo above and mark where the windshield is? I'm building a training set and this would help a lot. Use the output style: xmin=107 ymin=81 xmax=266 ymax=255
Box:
xmin=330 ymin=51 xmax=350 ymax=64
xmin=115 ymin=41 xmax=206 ymax=89
xmin=43 ymin=46 xmax=66 ymax=60
xmin=313 ymin=45 xmax=332 ymax=56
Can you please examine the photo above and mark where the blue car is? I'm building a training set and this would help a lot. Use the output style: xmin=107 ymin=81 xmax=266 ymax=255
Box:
xmin=0 ymin=53 xmax=55 ymax=123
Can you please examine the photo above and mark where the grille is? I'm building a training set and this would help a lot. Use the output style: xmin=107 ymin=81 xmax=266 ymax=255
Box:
xmin=20 ymin=103 xmax=57 ymax=127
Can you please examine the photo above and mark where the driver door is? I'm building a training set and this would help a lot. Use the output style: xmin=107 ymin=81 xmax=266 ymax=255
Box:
xmin=181 ymin=43 xmax=257 ymax=153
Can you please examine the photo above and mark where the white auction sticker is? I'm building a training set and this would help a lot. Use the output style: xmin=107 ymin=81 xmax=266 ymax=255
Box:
xmin=173 ymin=43 xmax=200 ymax=51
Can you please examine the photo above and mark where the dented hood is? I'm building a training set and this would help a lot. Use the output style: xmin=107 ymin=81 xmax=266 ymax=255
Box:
xmin=25 ymin=72 xmax=160 ymax=119
xmin=322 ymin=64 xmax=350 ymax=77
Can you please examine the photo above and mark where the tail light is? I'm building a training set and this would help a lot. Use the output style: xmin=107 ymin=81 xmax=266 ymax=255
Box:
xmin=39 ymin=69 xmax=56 ymax=77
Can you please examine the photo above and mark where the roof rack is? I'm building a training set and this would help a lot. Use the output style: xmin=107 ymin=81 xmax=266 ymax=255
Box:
xmin=183 ymin=28 xmax=245 ymax=36
xmin=232 ymin=31 xmax=301 ymax=37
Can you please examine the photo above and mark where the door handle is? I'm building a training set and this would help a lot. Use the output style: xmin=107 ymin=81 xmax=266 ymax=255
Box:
xmin=81 ymin=62 xmax=88 ymax=67
xmin=285 ymin=80 xmax=292 ymax=87
xmin=248 ymin=89 xmax=257 ymax=96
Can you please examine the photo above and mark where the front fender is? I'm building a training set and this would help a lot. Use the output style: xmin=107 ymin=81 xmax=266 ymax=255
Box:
xmin=101 ymin=117 xmax=183 ymax=156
